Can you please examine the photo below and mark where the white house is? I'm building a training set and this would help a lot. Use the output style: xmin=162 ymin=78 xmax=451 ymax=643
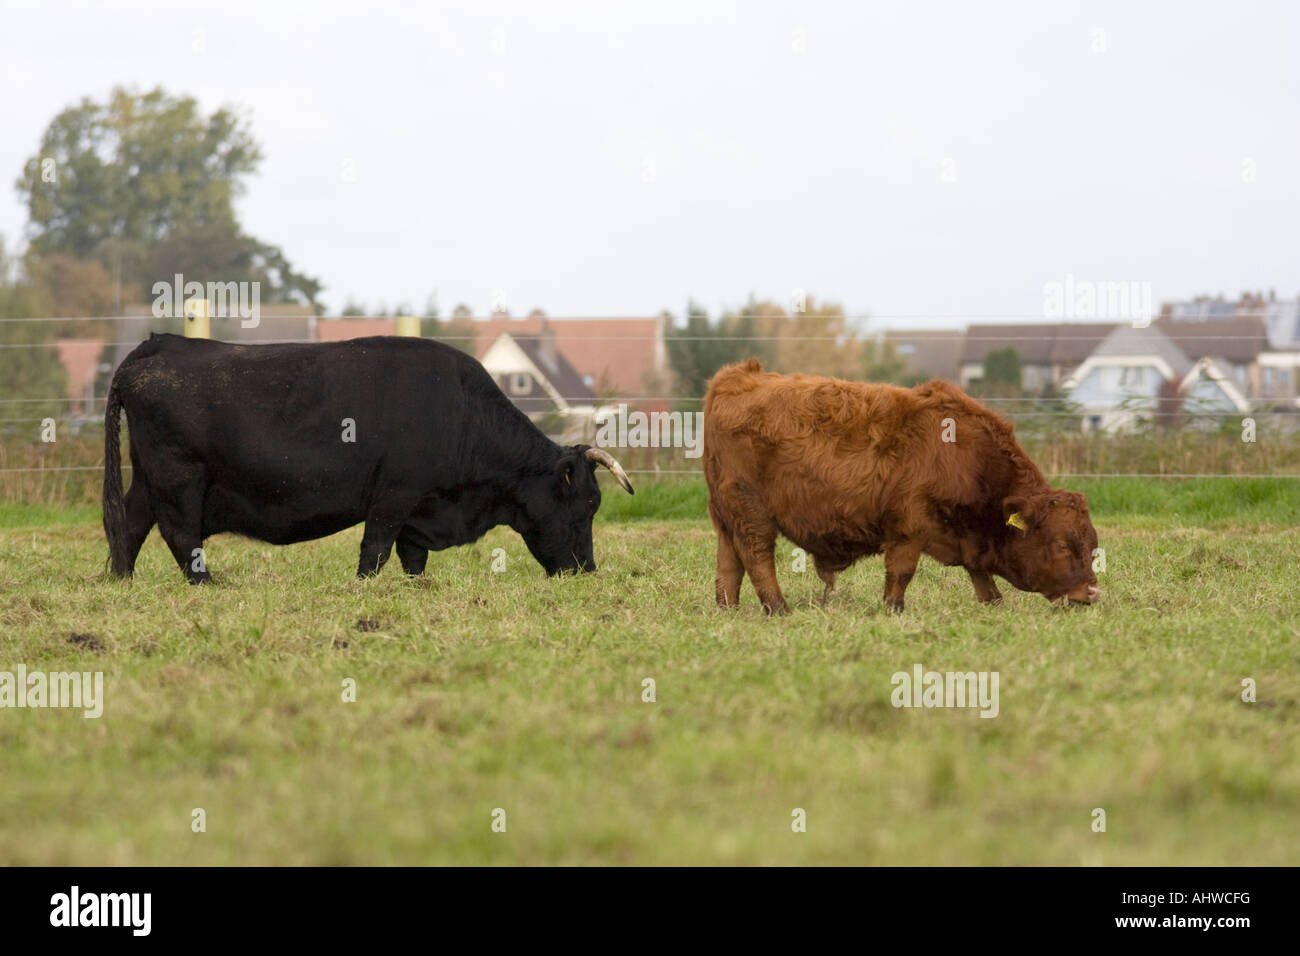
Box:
xmin=1063 ymin=324 xmax=1250 ymax=432
xmin=479 ymin=328 xmax=597 ymax=439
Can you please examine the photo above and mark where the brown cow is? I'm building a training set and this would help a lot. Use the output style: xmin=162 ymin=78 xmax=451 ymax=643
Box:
xmin=703 ymin=360 xmax=1100 ymax=614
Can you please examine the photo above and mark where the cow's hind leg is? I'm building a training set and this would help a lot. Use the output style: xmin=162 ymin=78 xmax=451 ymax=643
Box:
xmin=395 ymin=528 xmax=428 ymax=576
xmin=155 ymin=479 xmax=210 ymax=584
xmin=714 ymin=527 xmax=745 ymax=608
xmin=117 ymin=480 xmax=157 ymax=578
xmin=882 ymin=541 xmax=922 ymax=613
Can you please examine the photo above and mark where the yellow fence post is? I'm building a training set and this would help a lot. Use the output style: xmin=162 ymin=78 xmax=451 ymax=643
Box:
xmin=396 ymin=315 xmax=420 ymax=337
xmin=184 ymin=298 xmax=210 ymax=338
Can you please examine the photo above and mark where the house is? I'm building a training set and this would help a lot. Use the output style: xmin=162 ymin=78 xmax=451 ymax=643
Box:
xmin=882 ymin=329 xmax=964 ymax=382
xmin=479 ymin=328 xmax=597 ymax=438
xmin=317 ymin=316 xmax=396 ymax=340
xmin=1252 ymin=297 xmax=1300 ymax=350
xmin=1154 ymin=315 xmax=1269 ymax=397
xmin=1157 ymin=294 xmax=1300 ymax=404
xmin=470 ymin=315 xmax=667 ymax=396
xmin=53 ymin=338 xmax=107 ymax=414
xmin=1160 ymin=295 xmax=1239 ymax=323
xmin=959 ymin=323 xmax=1117 ymax=393
xmin=1062 ymin=323 xmax=1252 ymax=432
xmin=1257 ymin=349 xmax=1300 ymax=404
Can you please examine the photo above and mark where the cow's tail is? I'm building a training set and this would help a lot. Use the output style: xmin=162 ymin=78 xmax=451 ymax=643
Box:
xmin=103 ymin=383 xmax=131 ymax=578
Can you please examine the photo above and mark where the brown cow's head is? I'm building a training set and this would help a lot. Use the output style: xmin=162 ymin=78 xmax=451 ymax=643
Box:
xmin=996 ymin=490 xmax=1100 ymax=605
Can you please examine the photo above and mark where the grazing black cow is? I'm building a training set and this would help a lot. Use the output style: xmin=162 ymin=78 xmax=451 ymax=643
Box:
xmin=103 ymin=334 xmax=633 ymax=582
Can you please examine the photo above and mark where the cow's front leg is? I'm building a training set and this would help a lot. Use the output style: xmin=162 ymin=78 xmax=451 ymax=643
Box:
xmin=156 ymin=478 xmax=210 ymax=584
xmin=357 ymin=514 xmax=406 ymax=577
xmin=967 ymin=567 xmax=1002 ymax=604
xmin=395 ymin=529 xmax=428 ymax=576
xmin=882 ymin=541 xmax=922 ymax=612
xmin=736 ymin=526 xmax=788 ymax=615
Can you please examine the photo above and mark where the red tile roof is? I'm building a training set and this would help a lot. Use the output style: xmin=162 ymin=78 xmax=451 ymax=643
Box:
xmin=317 ymin=318 xmax=397 ymax=341
xmin=471 ymin=317 xmax=665 ymax=396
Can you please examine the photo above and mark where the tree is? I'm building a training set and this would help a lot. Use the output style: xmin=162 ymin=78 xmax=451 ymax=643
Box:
xmin=431 ymin=316 xmax=478 ymax=354
xmin=861 ymin=337 xmax=907 ymax=383
xmin=976 ymin=347 xmax=1023 ymax=397
xmin=419 ymin=293 xmax=443 ymax=337
xmin=144 ymin=222 xmax=321 ymax=307
xmin=766 ymin=297 xmax=862 ymax=379
xmin=666 ymin=301 xmax=771 ymax=399
xmin=16 ymin=86 xmax=321 ymax=308
xmin=18 ymin=87 xmax=258 ymax=257
xmin=0 ymin=239 xmax=69 ymax=419
xmin=25 ymin=254 xmax=116 ymax=322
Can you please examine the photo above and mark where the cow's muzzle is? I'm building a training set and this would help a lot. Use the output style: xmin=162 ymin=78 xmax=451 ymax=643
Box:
xmin=1065 ymin=584 xmax=1101 ymax=606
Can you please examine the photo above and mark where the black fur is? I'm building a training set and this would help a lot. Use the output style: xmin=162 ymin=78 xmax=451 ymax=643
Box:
xmin=102 ymin=334 xmax=620 ymax=582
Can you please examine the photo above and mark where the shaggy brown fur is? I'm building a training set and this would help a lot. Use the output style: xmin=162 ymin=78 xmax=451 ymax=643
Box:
xmin=703 ymin=360 xmax=1100 ymax=614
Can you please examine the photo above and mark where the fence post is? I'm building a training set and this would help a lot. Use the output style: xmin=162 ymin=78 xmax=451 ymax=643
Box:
xmin=396 ymin=315 xmax=420 ymax=337
xmin=184 ymin=298 xmax=210 ymax=339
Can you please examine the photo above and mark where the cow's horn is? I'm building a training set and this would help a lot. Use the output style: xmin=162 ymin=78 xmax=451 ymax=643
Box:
xmin=584 ymin=448 xmax=635 ymax=494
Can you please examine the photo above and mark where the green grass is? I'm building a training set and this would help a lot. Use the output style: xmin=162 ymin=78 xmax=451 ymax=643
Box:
xmin=0 ymin=502 xmax=101 ymax=529
xmin=0 ymin=485 xmax=1297 ymax=865
xmin=596 ymin=477 xmax=1300 ymax=529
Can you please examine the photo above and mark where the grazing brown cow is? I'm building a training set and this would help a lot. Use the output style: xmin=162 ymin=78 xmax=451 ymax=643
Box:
xmin=703 ymin=360 xmax=1100 ymax=614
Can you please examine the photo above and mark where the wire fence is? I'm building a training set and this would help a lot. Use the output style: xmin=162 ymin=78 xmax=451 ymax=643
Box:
xmin=2 ymin=465 xmax=1298 ymax=478
xmin=3 ymin=318 xmax=1299 ymax=488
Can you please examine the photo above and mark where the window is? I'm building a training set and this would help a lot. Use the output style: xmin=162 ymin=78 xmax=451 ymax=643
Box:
xmin=509 ymin=373 xmax=531 ymax=395
xmin=1118 ymin=366 xmax=1146 ymax=387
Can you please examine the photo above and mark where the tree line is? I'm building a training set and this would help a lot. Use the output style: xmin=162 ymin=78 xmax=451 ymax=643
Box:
xmin=1 ymin=85 xmax=923 ymax=403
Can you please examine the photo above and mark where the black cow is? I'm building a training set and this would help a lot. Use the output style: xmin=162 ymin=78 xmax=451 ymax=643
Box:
xmin=103 ymin=334 xmax=633 ymax=582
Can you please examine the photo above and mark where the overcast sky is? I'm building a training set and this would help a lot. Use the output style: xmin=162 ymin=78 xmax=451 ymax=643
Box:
xmin=2 ymin=0 xmax=1297 ymax=327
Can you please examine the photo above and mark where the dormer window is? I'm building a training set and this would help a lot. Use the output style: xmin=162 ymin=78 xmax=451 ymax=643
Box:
xmin=509 ymin=372 xmax=531 ymax=395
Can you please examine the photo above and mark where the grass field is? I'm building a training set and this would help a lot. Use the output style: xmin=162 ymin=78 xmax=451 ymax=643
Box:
xmin=1 ymin=478 xmax=1297 ymax=865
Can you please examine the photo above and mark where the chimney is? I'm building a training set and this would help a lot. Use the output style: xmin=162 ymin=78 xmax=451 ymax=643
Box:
xmin=536 ymin=318 xmax=558 ymax=373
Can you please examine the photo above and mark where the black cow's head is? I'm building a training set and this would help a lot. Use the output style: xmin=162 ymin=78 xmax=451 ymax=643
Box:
xmin=515 ymin=445 xmax=634 ymax=575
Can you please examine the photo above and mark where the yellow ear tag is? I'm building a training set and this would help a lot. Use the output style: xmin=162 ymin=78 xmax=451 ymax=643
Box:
xmin=1006 ymin=512 xmax=1027 ymax=531
xmin=564 ymin=473 xmax=571 ymax=485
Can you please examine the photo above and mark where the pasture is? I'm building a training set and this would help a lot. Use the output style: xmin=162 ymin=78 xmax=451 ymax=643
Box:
xmin=0 ymin=478 xmax=1297 ymax=865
